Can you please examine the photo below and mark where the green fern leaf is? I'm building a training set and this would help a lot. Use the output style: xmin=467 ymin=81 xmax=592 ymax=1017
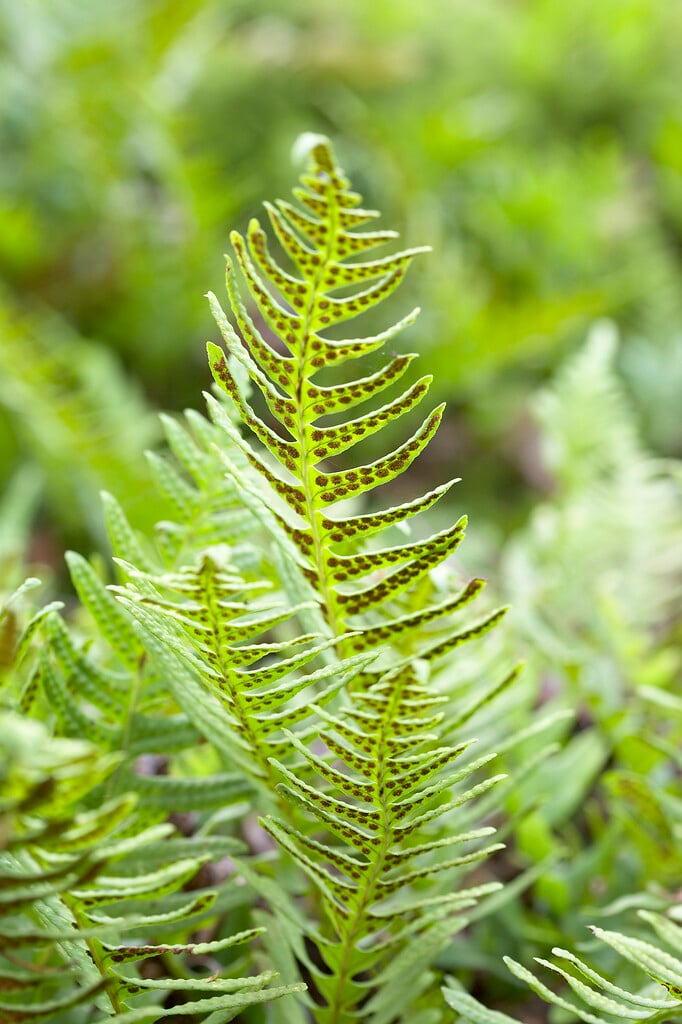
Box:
xmin=0 ymin=980 xmax=112 ymax=1023
xmin=65 ymin=551 xmax=143 ymax=667
xmin=88 ymin=985 xmax=306 ymax=1024
xmin=0 ymin=712 xmax=305 ymax=1022
xmin=260 ymin=664 xmax=505 ymax=1021
xmin=445 ymin=910 xmax=682 ymax=1023
xmin=115 ymin=548 xmax=373 ymax=801
xmin=207 ymin=134 xmax=495 ymax=665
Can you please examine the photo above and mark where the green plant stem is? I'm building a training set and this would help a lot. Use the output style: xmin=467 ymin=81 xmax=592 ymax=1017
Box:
xmin=68 ymin=901 xmax=124 ymax=1015
xmin=294 ymin=194 xmax=346 ymax=644
xmin=325 ymin=675 xmax=403 ymax=1023
xmin=327 ymin=834 xmax=390 ymax=1024
xmin=205 ymin=576 xmax=289 ymax=815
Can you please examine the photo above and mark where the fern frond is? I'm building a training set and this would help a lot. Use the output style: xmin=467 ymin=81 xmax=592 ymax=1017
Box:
xmin=207 ymin=134 xmax=499 ymax=664
xmin=0 ymin=288 xmax=161 ymax=542
xmin=197 ymin=136 xmax=517 ymax=1020
xmin=0 ymin=711 xmax=304 ymax=1022
xmin=258 ymin=663 xmax=505 ymax=1022
xmin=115 ymin=548 xmax=373 ymax=801
xmin=506 ymin=913 xmax=682 ymax=1023
xmin=504 ymin=322 xmax=682 ymax=689
xmin=444 ymin=909 xmax=682 ymax=1023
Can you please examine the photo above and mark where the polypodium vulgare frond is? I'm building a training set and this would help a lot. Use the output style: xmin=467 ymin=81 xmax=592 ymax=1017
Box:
xmin=205 ymin=135 xmax=515 ymax=1023
xmin=207 ymin=134 xmax=505 ymax=669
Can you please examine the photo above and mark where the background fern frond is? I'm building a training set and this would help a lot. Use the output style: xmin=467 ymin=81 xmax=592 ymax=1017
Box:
xmin=0 ymin=712 xmax=302 ymax=1022
xmin=0 ymin=289 xmax=161 ymax=547
xmin=444 ymin=909 xmax=682 ymax=1024
xmin=503 ymin=321 xmax=681 ymax=698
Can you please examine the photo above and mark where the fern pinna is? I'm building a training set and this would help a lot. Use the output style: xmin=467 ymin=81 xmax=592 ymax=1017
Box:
xmin=206 ymin=135 xmax=512 ymax=1022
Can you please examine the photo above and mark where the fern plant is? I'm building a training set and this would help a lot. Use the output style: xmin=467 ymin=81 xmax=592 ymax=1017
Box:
xmin=448 ymin=324 xmax=682 ymax=983
xmin=196 ymin=133 xmax=522 ymax=1023
xmin=0 ymin=132 xmax=575 ymax=1024
xmin=0 ymin=550 xmax=308 ymax=1022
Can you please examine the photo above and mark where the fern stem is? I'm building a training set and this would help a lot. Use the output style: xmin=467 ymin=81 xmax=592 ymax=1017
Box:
xmin=326 ymin=836 xmax=390 ymax=1024
xmin=66 ymin=899 xmax=124 ymax=1015
xmin=325 ymin=676 xmax=404 ymax=1023
xmin=204 ymin=579 xmax=287 ymax=811
xmin=293 ymin=191 xmax=346 ymax=644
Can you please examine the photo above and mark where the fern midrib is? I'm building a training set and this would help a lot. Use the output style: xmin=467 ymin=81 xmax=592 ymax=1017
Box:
xmin=204 ymin=576 xmax=283 ymax=805
xmin=105 ymin=654 xmax=144 ymax=802
xmin=64 ymin=895 xmax=124 ymax=1015
xmin=327 ymin=681 xmax=403 ymax=1024
xmin=293 ymin=191 xmax=346 ymax=643
xmin=169 ymin=487 xmax=216 ymax=569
